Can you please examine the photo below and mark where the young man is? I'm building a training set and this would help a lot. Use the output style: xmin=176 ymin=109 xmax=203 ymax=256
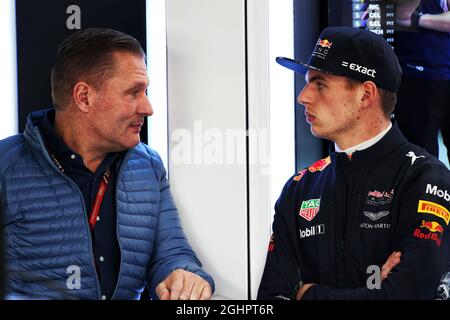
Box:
xmin=0 ymin=28 xmax=213 ymax=300
xmin=258 ymin=26 xmax=450 ymax=299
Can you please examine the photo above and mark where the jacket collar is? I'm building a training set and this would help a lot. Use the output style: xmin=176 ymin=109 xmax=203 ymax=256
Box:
xmin=23 ymin=108 xmax=136 ymax=169
xmin=330 ymin=121 xmax=409 ymax=166
xmin=37 ymin=109 xmax=72 ymax=158
xmin=23 ymin=108 xmax=51 ymax=153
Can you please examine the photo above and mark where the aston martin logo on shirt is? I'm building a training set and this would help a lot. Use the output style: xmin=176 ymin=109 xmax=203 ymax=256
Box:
xmin=299 ymin=198 xmax=321 ymax=221
xmin=364 ymin=211 xmax=390 ymax=221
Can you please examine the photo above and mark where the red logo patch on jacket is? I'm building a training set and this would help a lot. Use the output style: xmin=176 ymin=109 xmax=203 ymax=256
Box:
xmin=308 ymin=157 xmax=331 ymax=173
xmin=413 ymin=220 xmax=444 ymax=247
xmin=268 ymin=234 xmax=275 ymax=252
xmin=293 ymin=169 xmax=307 ymax=182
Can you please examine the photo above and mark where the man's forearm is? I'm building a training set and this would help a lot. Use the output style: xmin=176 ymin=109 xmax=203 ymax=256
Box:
xmin=396 ymin=0 xmax=421 ymax=19
xmin=420 ymin=11 xmax=450 ymax=32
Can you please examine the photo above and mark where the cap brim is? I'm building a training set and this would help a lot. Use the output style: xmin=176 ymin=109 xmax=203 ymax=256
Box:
xmin=276 ymin=57 xmax=309 ymax=74
xmin=276 ymin=56 xmax=338 ymax=76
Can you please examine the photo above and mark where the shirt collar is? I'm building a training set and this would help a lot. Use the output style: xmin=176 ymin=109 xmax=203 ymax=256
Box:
xmin=38 ymin=109 xmax=73 ymax=158
xmin=335 ymin=122 xmax=392 ymax=156
xmin=39 ymin=109 xmax=123 ymax=174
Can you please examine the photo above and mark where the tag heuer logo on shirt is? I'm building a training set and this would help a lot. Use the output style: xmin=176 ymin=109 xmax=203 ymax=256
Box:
xmin=299 ymin=198 xmax=321 ymax=221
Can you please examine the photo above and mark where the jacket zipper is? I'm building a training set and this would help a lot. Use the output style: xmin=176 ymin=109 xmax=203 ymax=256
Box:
xmin=38 ymin=131 xmax=102 ymax=299
xmin=337 ymin=155 xmax=349 ymax=288
xmin=342 ymin=159 xmax=364 ymax=288
xmin=338 ymin=154 xmax=356 ymax=288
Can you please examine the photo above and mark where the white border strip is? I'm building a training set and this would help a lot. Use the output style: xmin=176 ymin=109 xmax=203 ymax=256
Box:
xmin=247 ymin=0 xmax=294 ymax=299
xmin=269 ymin=0 xmax=295 ymax=213
xmin=0 ymin=0 xmax=18 ymax=139
xmin=247 ymin=0 xmax=271 ymax=300
xmin=146 ymin=0 xmax=169 ymax=170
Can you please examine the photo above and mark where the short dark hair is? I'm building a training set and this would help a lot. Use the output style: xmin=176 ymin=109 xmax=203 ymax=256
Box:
xmin=345 ymin=78 xmax=397 ymax=119
xmin=51 ymin=28 xmax=145 ymax=110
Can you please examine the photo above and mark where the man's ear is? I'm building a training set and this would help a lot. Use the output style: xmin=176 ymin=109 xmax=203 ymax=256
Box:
xmin=72 ymin=81 xmax=95 ymax=113
xmin=360 ymin=81 xmax=378 ymax=108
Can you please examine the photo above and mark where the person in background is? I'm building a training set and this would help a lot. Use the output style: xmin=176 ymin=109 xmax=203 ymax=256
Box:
xmin=0 ymin=28 xmax=213 ymax=300
xmin=394 ymin=0 xmax=450 ymax=161
xmin=258 ymin=26 xmax=450 ymax=299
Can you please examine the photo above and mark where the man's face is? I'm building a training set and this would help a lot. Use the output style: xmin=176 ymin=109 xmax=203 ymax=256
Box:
xmin=88 ymin=52 xmax=153 ymax=152
xmin=297 ymin=70 xmax=362 ymax=142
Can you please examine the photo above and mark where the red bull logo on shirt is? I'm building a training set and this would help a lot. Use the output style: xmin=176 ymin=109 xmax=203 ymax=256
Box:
xmin=420 ymin=220 xmax=444 ymax=234
xmin=413 ymin=226 xmax=442 ymax=247
xmin=299 ymin=198 xmax=321 ymax=221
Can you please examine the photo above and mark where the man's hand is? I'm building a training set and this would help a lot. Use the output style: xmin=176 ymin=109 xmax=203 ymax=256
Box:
xmin=381 ymin=251 xmax=401 ymax=281
xmin=156 ymin=269 xmax=212 ymax=300
xmin=396 ymin=17 xmax=413 ymax=28
xmin=395 ymin=0 xmax=421 ymax=31
xmin=295 ymin=283 xmax=315 ymax=300
xmin=394 ymin=0 xmax=421 ymax=20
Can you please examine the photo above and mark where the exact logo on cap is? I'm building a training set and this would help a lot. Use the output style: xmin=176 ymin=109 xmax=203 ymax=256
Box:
xmin=341 ymin=61 xmax=377 ymax=78
xmin=312 ymin=38 xmax=333 ymax=60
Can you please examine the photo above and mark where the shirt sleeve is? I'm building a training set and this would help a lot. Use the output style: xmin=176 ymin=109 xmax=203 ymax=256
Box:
xmin=257 ymin=182 xmax=304 ymax=300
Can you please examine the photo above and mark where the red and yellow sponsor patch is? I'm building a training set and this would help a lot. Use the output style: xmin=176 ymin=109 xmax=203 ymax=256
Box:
xmin=308 ymin=157 xmax=331 ymax=173
xmin=293 ymin=169 xmax=307 ymax=182
xmin=317 ymin=39 xmax=332 ymax=48
xmin=417 ymin=200 xmax=450 ymax=225
xmin=420 ymin=220 xmax=444 ymax=234
xmin=413 ymin=227 xmax=442 ymax=247
xmin=268 ymin=234 xmax=275 ymax=252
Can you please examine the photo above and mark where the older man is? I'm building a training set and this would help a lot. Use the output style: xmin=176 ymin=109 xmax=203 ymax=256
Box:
xmin=0 ymin=28 xmax=213 ymax=300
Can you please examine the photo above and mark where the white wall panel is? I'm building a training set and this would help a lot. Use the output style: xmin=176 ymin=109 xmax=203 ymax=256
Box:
xmin=166 ymin=0 xmax=248 ymax=299
xmin=147 ymin=0 xmax=169 ymax=170
xmin=247 ymin=0 xmax=295 ymax=299
xmin=268 ymin=0 xmax=295 ymax=215
xmin=247 ymin=0 xmax=271 ymax=300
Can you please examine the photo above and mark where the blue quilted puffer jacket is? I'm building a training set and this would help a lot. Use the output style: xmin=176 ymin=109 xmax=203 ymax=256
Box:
xmin=0 ymin=110 xmax=214 ymax=300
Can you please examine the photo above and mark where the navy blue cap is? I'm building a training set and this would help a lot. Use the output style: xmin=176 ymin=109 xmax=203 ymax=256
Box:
xmin=277 ymin=27 xmax=402 ymax=92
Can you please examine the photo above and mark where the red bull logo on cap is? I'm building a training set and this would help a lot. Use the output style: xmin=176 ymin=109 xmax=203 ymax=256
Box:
xmin=317 ymin=39 xmax=333 ymax=48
